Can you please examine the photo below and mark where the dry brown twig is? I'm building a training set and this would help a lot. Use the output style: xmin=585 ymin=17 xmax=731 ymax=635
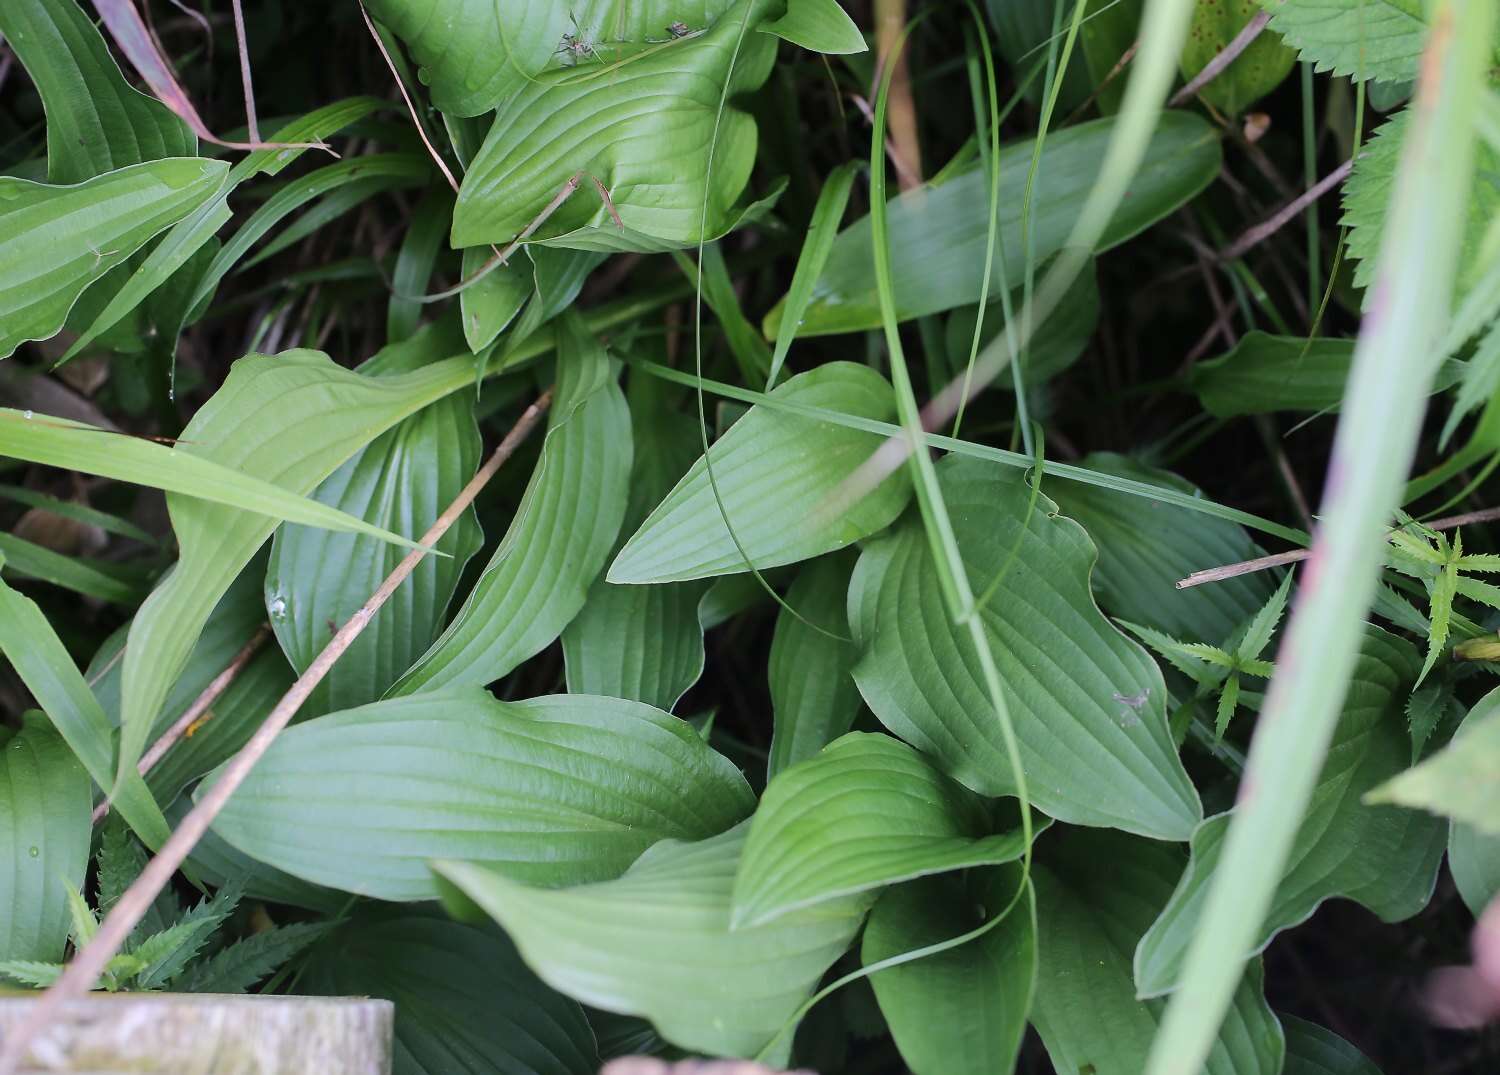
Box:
xmin=1169 ymin=10 xmax=1271 ymax=107
xmin=0 ymin=390 xmax=555 ymax=1075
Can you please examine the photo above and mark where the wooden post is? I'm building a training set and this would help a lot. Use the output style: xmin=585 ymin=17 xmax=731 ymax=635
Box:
xmin=0 ymin=994 xmax=392 ymax=1074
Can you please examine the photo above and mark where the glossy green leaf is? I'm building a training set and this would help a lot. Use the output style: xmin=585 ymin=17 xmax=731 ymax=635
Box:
xmin=0 ymin=157 xmax=227 ymax=358
xmin=1259 ymin=0 xmax=1438 ymax=84
xmin=763 ymin=111 xmax=1221 ymax=337
xmin=206 ymin=687 xmax=755 ymax=901
xmin=1032 ymin=828 xmax=1285 ymax=1075
xmin=117 ymin=350 xmax=472 ymax=789
xmin=452 ymin=0 xmax=776 ymax=250
xmin=301 ymin=912 xmax=599 ymax=1075
xmin=1368 ymin=683 xmax=1500 ymax=834
xmin=851 ymin=457 xmax=1202 ymax=839
xmin=0 ymin=0 xmax=193 ymax=183
xmin=1281 ymin=1015 xmax=1383 ymax=1075
xmin=610 ymin=362 xmax=913 ymax=584
xmin=266 ymin=357 xmax=483 ymax=716
xmin=435 ymin=822 xmax=871 ymax=1061
xmin=1180 ymin=0 xmax=1296 ymax=114
xmin=0 ymin=715 xmax=91 ymax=963
xmin=1136 ymin=628 xmax=1445 ymax=995
xmin=732 ymin=733 xmax=1029 ymax=927
xmin=391 ymin=317 xmax=629 ymax=695
xmin=1049 ymin=453 xmax=1275 ymax=643
xmin=766 ymin=550 xmax=862 ymax=778
xmin=762 ymin=0 xmax=865 ymax=53
xmin=861 ymin=869 xmax=1035 ymax=1075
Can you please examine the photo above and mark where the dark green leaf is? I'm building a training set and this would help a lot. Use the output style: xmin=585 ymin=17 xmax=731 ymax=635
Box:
xmin=1281 ymin=1015 xmax=1383 ymax=1075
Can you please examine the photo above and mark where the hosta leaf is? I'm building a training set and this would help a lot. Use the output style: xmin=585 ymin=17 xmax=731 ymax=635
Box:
xmin=1368 ymin=683 xmax=1500 ymax=834
xmin=205 ymin=687 xmax=755 ymax=901
xmin=1136 ymin=628 xmax=1445 ymax=995
xmin=1258 ymin=0 xmax=1439 ymax=84
xmin=460 ymin=247 xmax=530 ymax=353
xmin=1449 ymin=820 xmax=1500 ymax=916
xmin=301 ymin=912 xmax=598 ymax=1075
xmin=266 ymin=350 xmax=484 ymax=715
xmin=0 ymin=157 xmax=227 ymax=358
xmin=169 ymin=797 xmax=343 ymax=914
xmin=0 ymin=0 xmax=193 ymax=183
xmin=1032 ymin=828 xmax=1285 ymax=1075
xmin=850 ymin=457 xmax=1202 ymax=839
xmin=1049 ymin=453 xmax=1275 ymax=643
xmin=732 ymin=733 xmax=1029 ymax=927
xmin=766 ymin=550 xmax=862 ymax=778
xmin=435 ymin=822 xmax=871 ymax=1061
xmin=117 ymin=350 xmax=472 ymax=788
xmin=861 ymin=869 xmax=1035 ymax=1075
xmin=452 ymin=0 xmax=776 ymax=250
xmin=762 ymin=0 xmax=866 ymax=54
xmin=609 ymin=362 xmax=912 ymax=584
xmin=763 ymin=111 xmax=1220 ymax=337
xmin=0 ymin=715 xmax=91 ymax=962
xmin=1180 ymin=0 xmax=1296 ymax=113
xmin=391 ymin=316 xmax=629 ymax=695
xmin=1282 ymin=1015 xmax=1383 ymax=1075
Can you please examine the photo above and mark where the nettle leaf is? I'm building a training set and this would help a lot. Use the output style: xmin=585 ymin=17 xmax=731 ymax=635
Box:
xmin=1136 ymin=628 xmax=1445 ymax=995
xmin=1180 ymin=0 xmax=1296 ymax=113
xmin=1258 ymin=0 xmax=1439 ymax=85
xmin=175 ymin=921 xmax=331 ymax=995
xmin=0 ymin=0 xmax=193 ymax=183
xmin=0 ymin=715 xmax=91 ymax=963
xmin=0 ymin=157 xmax=227 ymax=358
xmin=1282 ymin=1015 xmax=1383 ymax=1075
xmin=731 ymin=733 xmax=1030 ymax=927
xmin=1032 ymin=828 xmax=1285 ymax=1075
xmin=861 ymin=869 xmax=1035 ymax=1075
xmin=452 ymin=0 xmax=777 ymax=250
xmin=563 ymin=377 xmax=708 ymax=710
xmin=1369 ymin=683 xmax=1500 ymax=835
xmin=301 ymin=912 xmax=599 ymax=1075
xmin=764 ymin=110 xmax=1220 ymax=336
xmin=205 ymin=687 xmax=755 ymax=901
xmin=610 ymin=362 xmax=913 ymax=584
xmin=266 ymin=337 xmax=485 ymax=716
xmin=435 ymin=822 xmax=871 ymax=1062
xmin=766 ymin=550 xmax=862 ymax=778
xmin=1049 ymin=453 xmax=1275 ymax=643
xmin=117 ymin=350 xmax=471 ymax=789
xmin=391 ymin=316 xmax=630 ymax=696
xmin=850 ymin=457 xmax=1202 ymax=839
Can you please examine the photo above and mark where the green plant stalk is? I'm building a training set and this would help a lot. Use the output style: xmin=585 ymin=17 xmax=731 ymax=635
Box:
xmin=1144 ymin=3 xmax=1494 ymax=1071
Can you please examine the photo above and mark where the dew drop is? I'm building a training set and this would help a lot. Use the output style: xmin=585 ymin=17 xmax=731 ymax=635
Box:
xmin=268 ymin=595 xmax=288 ymax=620
xmin=22 ymin=410 xmax=33 ymax=420
xmin=28 ymin=846 xmax=38 ymax=858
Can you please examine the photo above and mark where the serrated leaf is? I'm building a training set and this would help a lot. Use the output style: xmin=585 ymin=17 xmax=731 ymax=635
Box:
xmin=1259 ymin=0 xmax=1433 ymax=84
xmin=1236 ymin=572 xmax=1293 ymax=664
xmin=0 ymin=0 xmax=193 ymax=183
xmin=1136 ymin=628 xmax=1446 ymax=995
xmin=1441 ymin=318 xmax=1500 ymax=445
xmin=131 ymin=879 xmax=243 ymax=989
xmin=1420 ymin=561 xmax=1458 ymax=685
xmin=0 ymin=960 xmax=65 ymax=989
xmin=1368 ymin=682 xmax=1500 ymax=834
xmin=1180 ymin=0 xmax=1296 ymax=113
xmin=1215 ymin=674 xmax=1241 ymax=740
xmin=1032 ymin=828 xmax=1285 ymax=1075
xmin=391 ymin=316 xmax=630 ymax=695
xmin=300 ymin=912 xmax=599 ymax=1075
xmin=731 ymin=733 xmax=1029 ymax=927
xmin=763 ymin=111 xmax=1220 ymax=337
xmin=116 ymin=349 xmax=471 ymax=788
xmin=609 ymin=362 xmax=913 ymax=584
xmin=1282 ymin=1015 xmax=1384 ymax=1075
xmin=0 ymin=716 xmax=90 ymax=963
xmin=205 ymin=687 xmax=755 ymax=901
xmin=434 ymin=822 xmax=871 ymax=1061
xmin=850 ymin=457 xmax=1202 ymax=839
xmin=175 ymin=921 xmax=332 ymax=995
xmin=860 ymin=869 xmax=1034 ymax=1075
xmin=766 ymin=550 xmax=862 ymax=779
xmin=0 ymin=157 xmax=227 ymax=358
xmin=1404 ymin=683 xmax=1450 ymax=761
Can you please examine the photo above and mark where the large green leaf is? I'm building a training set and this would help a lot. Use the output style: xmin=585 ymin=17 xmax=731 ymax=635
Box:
xmin=0 ymin=157 xmax=227 ymax=358
xmin=1135 ymin=628 xmax=1445 ymax=995
xmin=766 ymin=550 xmax=862 ymax=778
xmin=301 ymin=912 xmax=599 ymax=1075
xmin=1032 ymin=828 xmax=1285 ymax=1075
xmin=1281 ymin=1016 xmax=1383 ymax=1075
xmin=763 ymin=111 xmax=1221 ymax=337
xmin=609 ymin=362 xmax=913 ymax=584
xmin=732 ymin=733 xmax=1029 ymax=927
xmin=1257 ymin=0 xmax=1438 ymax=84
xmin=117 ymin=350 xmax=472 ymax=789
xmin=452 ymin=0 xmax=776 ymax=250
xmin=861 ymin=869 xmax=1035 ymax=1075
xmin=266 ymin=349 xmax=484 ymax=715
xmin=435 ymin=822 xmax=871 ymax=1061
xmin=0 ymin=715 xmax=90 ymax=964
xmin=1048 ymin=453 xmax=1275 ymax=644
xmin=850 ymin=457 xmax=1202 ymax=839
xmin=563 ymin=377 xmax=708 ymax=710
xmin=206 ymin=687 xmax=755 ymax=901
xmin=0 ymin=0 xmax=193 ymax=183
xmin=391 ymin=316 xmax=630 ymax=695
xmin=1368 ymin=683 xmax=1500 ymax=835
xmin=168 ymin=798 xmax=343 ymax=914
